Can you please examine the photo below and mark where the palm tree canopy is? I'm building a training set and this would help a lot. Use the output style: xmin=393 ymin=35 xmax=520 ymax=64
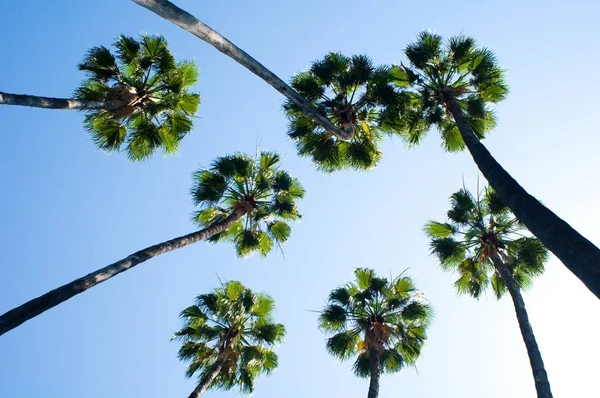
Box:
xmin=74 ymin=34 xmax=200 ymax=160
xmin=319 ymin=268 xmax=432 ymax=378
xmin=283 ymin=53 xmax=401 ymax=172
xmin=191 ymin=151 xmax=305 ymax=257
xmin=175 ymin=281 xmax=285 ymax=394
xmin=424 ymin=186 xmax=549 ymax=298
xmin=390 ymin=31 xmax=508 ymax=152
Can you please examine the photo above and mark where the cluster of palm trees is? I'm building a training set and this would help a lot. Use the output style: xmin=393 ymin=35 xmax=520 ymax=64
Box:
xmin=1 ymin=1 xmax=598 ymax=397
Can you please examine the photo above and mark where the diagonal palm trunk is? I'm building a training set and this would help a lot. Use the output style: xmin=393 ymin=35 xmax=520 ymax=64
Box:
xmin=490 ymin=253 xmax=553 ymax=398
xmin=188 ymin=353 xmax=229 ymax=398
xmin=367 ymin=346 xmax=381 ymax=398
xmin=131 ymin=0 xmax=353 ymax=141
xmin=0 ymin=209 xmax=246 ymax=337
xmin=446 ymin=96 xmax=600 ymax=300
xmin=0 ymin=91 xmax=120 ymax=110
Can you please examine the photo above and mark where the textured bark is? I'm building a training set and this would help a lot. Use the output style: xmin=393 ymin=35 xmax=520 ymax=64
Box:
xmin=367 ymin=347 xmax=381 ymax=398
xmin=131 ymin=0 xmax=353 ymax=140
xmin=0 ymin=209 xmax=246 ymax=336
xmin=446 ymin=96 xmax=600 ymax=299
xmin=188 ymin=354 xmax=229 ymax=398
xmin=0 ymin=91 xmax=119 ymax=110
xmin=491 ymin=254 xmax=553 ymax=398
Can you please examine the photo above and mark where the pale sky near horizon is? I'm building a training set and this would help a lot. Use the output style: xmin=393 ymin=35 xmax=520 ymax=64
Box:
xmin=1 ymin=1 xmax=599 ymax=397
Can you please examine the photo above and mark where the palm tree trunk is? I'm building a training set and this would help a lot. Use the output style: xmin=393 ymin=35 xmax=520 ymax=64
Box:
xmin=445 ymin=96 xmax=600 ymax=300
xmin=367 ymin=347 xmax=381 ymax=398
xmin=0 ymin=209 xmax=246 ymax=337
xmin=188 ymin=353 xmax=229 ymax=398
xmin=131 ymin=0 xmax=353 ymax=140
xmin=0 ymin=91 xmax=118 ymax=110
xmin=490 ymin=253 xmax=553 ymax=398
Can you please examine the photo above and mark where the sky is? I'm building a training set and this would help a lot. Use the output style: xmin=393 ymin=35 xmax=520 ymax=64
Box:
xmin=1 ymin=0 xmax=599 ymax=397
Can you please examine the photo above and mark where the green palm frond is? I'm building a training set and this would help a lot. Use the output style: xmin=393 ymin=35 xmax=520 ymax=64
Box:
xmin=352 ymin=351 xmax=371 ymax=378
xmin=404 ymin=31 xmax=443 ymax=70
xmin=319 ymin=268 xmax=431 ymax=377
xmin=175 ymin=282 xmax=284 ymax=395
xmin=381 ymin=348 xmax=405 ymax=374
xmin=425 ymin=185 xmax=549 ymax=299
xmin=190 ymin=152 xmax=304 ymax=258
xmin=326 ymin=331 xmax=359 ymax=360
xmin=73 ymin=34 xmax=200 ymax=160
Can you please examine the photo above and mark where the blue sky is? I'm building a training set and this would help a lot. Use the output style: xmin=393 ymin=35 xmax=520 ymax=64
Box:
xmin=1 ymin=0 xmax=599 ymax=397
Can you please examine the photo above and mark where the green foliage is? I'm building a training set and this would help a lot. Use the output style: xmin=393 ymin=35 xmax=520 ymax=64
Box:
xmin=191 ymin=152 xmax=305 ymax=258
xmin=424 ymin=185 xmax=549 ymax=299
xmin=319 ymin=268 xmax=432 ymax=379
xmin=390 ymin=31 xmax=508 ymax=152
xmin=283 ymin=53 xmax=402 ymax=172
xmin=175 ymin=282 xmax=285 ymax=395
xmin=74 ymin=34 xmax=200 ymax=160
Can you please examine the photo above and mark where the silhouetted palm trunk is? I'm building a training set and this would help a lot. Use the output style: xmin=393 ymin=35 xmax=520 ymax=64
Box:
xmin=131 ymin=0 xmax=353 ymax=140
xmin=0 ymin=209 xmax=246 ymax=337
xmin=0 ymin=91 xmax=119 ymax=110
xmin=446 ymin=96 xmax=600 ymax=300
xmin=367 ymin=347 xmax=381 ymax=398
xmin=491 ymin=253 xmax=553 ymax=398
xmin=188 ymin=353 xmax=229 ymax=398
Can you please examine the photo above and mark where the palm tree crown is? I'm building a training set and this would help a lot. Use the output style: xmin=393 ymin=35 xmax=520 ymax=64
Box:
xmin=424 ymin=186 xmax=549 ymax=298
xmin=175 ymin=281 xmax=285 ymax=394
xmin=391 ymin=31 xmax=508 ymax=151
xmin=284 ymin=53 xmax=400 ymax=172
xmin=74 ymin=34 xmax=200 ymax=160
xmin=191 ymin=151 xmax=305 ymax=257
xmin=319 ymin=268 xmax=432 ymax=377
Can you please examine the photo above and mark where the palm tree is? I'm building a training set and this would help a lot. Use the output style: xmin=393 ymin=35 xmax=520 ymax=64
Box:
xmin=174 ymin=281 xmax=285 ymax=397
xmin=393 ymin=31 xmax=600 ymax=299
xmin=0 ymin=34 xmax=200 ymax=160
xmin=0 ymin=151 xmax=304 ymax=336
xmin=319 ymin=268 xmax=432 ymax=398
xmin=424 ymin=185 xmax=552 ymax=398
xmin=283 ymin=53 xmax=399 ymax=171
xmin=130 ymin=0 xmax=350 ymax=140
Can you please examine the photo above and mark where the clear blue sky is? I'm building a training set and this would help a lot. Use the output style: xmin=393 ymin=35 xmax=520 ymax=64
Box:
xmin=1 ymin=0 xmax=599 ymax=397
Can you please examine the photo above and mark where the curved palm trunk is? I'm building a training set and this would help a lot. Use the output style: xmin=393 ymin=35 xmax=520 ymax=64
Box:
xmin=188 ymin=353 xmax=229 ymax=398
xmin=367 ymin=347 xmax=381 ymax=398
xmin=0 ymin=91 xmax=118 ymax=110
xmin=491 ymin=254 xmax=553 ymax=398
xmin=0 ymin=209 xmax=246 ymax=337
xmin=446 ymin=96 xmax=600 ymax=299
xmin=131 ymin=0 xmax=353 ymax=140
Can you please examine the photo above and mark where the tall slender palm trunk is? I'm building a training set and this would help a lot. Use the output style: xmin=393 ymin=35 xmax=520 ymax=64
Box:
xmin=131 ymin=0 xmax=352 ymax=140
xmin=188 ymin=353 xmax=229 ymax=398
xmin=0 ymin=91 xmax=119 ymax=110
xmin=0 ymin=209 xmax=246 ymax=337
xmin=490 ymin=253 xmax=553 ymax=398
xmin=445 ymin=96 xmax=600 ymax=300
xmin=367 ymin=347 xmax=381 ymax=398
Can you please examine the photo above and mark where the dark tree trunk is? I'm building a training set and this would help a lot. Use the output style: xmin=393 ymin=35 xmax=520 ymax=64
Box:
xmin=446 ymin=96 xmax=600 ymax=299
xmin=131 ymin=0 xmax=353 ymax=140
xmin=367 ymin=347 xmax=381 ymax=398
xmin=0 ymin=209 xmax=246 ymax=336
xmin=491 ymin=254 xmax=553 ymax=398
xmin=0 ymin=91 xmax=119 ymax=110
xmin=188 ymin=354 xmax=229 ymax=398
